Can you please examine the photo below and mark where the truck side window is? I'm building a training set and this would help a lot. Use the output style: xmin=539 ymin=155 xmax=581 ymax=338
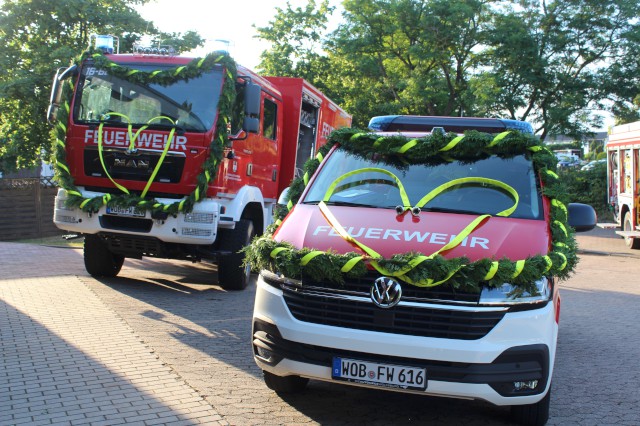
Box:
xmin=263 ymin=99 xmax=277 ymax=140
xmin=230 ymin=82 xmax=245 ymax=135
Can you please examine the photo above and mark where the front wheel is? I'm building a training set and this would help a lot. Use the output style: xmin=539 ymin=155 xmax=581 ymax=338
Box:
xmin=84 ymin=234 xmax=124 ymax=277
xmin=510 ymin=388 xmax=550 ymax=426
xmin=623 ymin=212 xmax=640 ymax=249
xmin=217 ymin=219 xmax=255 ymax=290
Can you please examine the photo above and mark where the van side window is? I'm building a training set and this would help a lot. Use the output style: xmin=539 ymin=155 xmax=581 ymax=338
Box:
xmin=263 ymin=99 xmax=277 ymax=140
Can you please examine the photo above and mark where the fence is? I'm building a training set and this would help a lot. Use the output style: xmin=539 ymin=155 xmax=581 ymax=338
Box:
xmin=0 ymin=177 xmax=62 ymax=241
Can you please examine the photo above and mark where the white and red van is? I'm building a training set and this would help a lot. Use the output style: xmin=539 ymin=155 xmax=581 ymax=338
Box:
xmin=249 ymin=116 xmax=596 ymax=425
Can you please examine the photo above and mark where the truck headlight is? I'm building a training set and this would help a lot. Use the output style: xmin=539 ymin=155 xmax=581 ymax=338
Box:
xmin=479 ymin=277 xmax=551 ymax=306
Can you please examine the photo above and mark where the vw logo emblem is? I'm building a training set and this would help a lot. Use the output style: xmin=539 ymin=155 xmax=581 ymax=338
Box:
xmin=371 ymin=277 xmax=402 ymax=308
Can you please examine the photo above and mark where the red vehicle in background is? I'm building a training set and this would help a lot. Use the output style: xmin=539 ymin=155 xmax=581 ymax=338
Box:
xmin=607 ymin=121 xmax=640 ymax=249
xmin=48 ymin=35 xmax=351 ymax=289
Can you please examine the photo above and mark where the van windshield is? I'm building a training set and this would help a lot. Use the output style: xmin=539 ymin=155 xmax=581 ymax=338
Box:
xmin=302 ymin=149 xmax=543 ymax=220
xmin=73 ymin=62 xmax=223 ymax=132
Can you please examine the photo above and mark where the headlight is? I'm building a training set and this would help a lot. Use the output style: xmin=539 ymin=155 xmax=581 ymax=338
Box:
xmin=260 ymin=270 xmax=302 ymax=288
xmin=479 ymin=277 xmax=551 ymax=306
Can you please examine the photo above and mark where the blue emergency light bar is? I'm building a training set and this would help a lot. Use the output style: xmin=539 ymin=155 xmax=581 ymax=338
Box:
xmin=368 ymin=115 xmax=534 ymax=134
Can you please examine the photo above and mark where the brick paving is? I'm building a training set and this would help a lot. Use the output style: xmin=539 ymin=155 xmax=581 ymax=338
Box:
xmin=1 ymin=227 xmax=639 ymax=425
xmin=0 ymin=243 xmax=225 ymax=426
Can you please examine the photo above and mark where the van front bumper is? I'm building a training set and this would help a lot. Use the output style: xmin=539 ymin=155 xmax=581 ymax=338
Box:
xmin=252 ymin=275 xmax=558 ymax=406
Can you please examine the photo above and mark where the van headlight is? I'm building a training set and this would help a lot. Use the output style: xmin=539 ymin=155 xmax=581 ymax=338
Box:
xmin=479 ymin=277 xmax=551 ymax=306
xmin=260 ymin=270 xmax=302 ymax=289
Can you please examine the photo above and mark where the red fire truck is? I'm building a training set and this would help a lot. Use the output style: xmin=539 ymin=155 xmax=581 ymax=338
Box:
xmin=48 ymin=35 xmax=351 ymax=289
xmin=607 ymin=121 xmax=640 ymax=249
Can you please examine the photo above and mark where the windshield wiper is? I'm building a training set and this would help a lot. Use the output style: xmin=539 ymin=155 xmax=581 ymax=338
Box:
xmin=302 ymin=200 xmax=395 ymax=209
xmin=146 ymin=122 xmax=188 ymax=135
xmin=421 ymin=206 xmax=486 ymax=215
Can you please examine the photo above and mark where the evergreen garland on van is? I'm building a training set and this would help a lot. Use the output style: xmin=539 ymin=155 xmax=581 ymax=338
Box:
xmin=244 ymin=128 xmax=577 ymax=295
xmin=50 ymin=49 xmax=237 ymax=215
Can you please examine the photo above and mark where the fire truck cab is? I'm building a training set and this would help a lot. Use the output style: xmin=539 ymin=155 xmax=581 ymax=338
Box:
xmin=49 ymin=35 xmax=351 ymax=289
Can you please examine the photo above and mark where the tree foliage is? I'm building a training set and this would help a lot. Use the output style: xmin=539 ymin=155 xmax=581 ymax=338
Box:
xmin=254 ymin=0 xmax=335 ymax=95
xmin=0 ymin=0 xmax=204 ymax=173
xmin=257 ymin=0 xmax=640 ymax=132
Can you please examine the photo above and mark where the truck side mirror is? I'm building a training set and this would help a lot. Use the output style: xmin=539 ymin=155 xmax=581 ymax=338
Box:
xmin=243 ymin=117 xmax=260 ymax=134
xmin=568 ymin=202 xmax=597 ymax=232
xmin=47 ymin=65 xmax=77 ymax=123
xmin=241 ymin=82 xmax=261 ymax=134
xmin=244 ymin=82 xmax=261 ymax=117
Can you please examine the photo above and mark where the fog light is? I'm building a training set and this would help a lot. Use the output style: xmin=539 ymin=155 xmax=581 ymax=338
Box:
xmin=514 ymin=380 xmax=538 ymax=391
xmin=255 ymin=345 xmax=273 ymax=361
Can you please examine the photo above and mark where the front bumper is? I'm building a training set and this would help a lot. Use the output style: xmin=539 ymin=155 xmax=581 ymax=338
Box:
xmin=53 ymin=188 xmax=219 ymax=245
xmin=252 ymin=275 xmax=558 ymax=406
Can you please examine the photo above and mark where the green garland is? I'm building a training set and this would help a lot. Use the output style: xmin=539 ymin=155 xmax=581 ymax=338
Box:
xmin=244 ymin=127 xmax=577 ymax=296
xmin=51 ymin=49 xmax=237 ymax=215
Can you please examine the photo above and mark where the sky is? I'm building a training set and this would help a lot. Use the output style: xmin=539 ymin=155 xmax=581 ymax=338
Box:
xmin=137 ymin=0 xmax=342 ymax=70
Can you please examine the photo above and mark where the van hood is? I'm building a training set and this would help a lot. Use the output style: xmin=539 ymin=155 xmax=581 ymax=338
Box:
xmin=274 ymin=204 xmax=550 ymax=261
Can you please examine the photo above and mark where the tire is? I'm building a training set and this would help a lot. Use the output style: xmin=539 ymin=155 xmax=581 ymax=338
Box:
xmin=84 ymin=234 xmax=124 ymax=277
xmin=510 ymin=388 xmax=551 ymax=426
xmin=217 ymin=219 xmax=255 ymax=290
xmin=263 ymin=370 xmax=309 ymax=393
xmin=623 ymin=212 xmax=640 ymax=249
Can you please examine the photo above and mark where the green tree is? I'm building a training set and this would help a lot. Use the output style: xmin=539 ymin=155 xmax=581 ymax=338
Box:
xmin=256 ymin=0 xmax=640 ymax=134
xmin=0 ymin=0 xmax=203 ymax=173
xmin=255 ymin=0 xmax=335 ymax=84
xmin=479 ymin=0 xmax=640 ymax=140
xmin=325 ymin=0 xmax=492 ymax=127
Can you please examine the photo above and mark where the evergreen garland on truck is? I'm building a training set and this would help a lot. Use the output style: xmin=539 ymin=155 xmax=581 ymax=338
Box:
xmin=50 ymin=49 xmax=237 ymax=215
xmin=244 ymin=127 xmax=577 ymax=296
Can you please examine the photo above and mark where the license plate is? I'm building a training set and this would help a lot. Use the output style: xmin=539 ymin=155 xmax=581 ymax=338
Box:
xmin=332 ymin=357 xmax=427 ymax=391
xmin=106 ymin=205 xmax=145 ymax=217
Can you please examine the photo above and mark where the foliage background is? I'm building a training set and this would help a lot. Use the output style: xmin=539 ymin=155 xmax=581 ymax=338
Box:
xmin=256 ymin=0 xmax=640 ymax=135
xmin=0 ymin=0 xmax=203 ymax=173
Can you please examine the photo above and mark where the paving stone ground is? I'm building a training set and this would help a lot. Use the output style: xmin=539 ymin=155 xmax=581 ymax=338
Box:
xmin=0 ymin=243 xmax=225 ymax=426
xmin=1 ymin=227 xmax=639 ymax=425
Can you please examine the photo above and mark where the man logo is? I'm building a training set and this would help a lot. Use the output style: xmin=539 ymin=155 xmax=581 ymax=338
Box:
xmin=114 ymin=158 xmax=150 ymax=170
xmin=370 ymin=277 xmax=402 ymax=308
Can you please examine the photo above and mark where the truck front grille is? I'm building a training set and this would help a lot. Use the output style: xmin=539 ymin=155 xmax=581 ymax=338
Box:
xmin=84 ymin=148 xmax=185 ymax=184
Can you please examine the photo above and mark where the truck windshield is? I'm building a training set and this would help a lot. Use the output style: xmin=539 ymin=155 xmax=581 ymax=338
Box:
xmin=302 ymin=149 xmax=543 ymax=220
xmin=73 ymin=62 xmax=224 ymax=132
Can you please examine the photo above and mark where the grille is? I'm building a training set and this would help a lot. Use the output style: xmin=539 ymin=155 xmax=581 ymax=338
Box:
xmin=281 ymin=276 xmax=506 ymax=340
xmin=104 ymin=234 xmax=163 ymax=257
xmin=84 ymin=149 xmax=185 ymax=183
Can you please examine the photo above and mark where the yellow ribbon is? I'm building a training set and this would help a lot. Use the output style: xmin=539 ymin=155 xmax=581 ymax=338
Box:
xmin=415 ymin=177 xmax=519 ymax=217
xmin=322 ymin=167 xmax=412 ymax=211
xmin=97 ymin=114 xmax=177 ymax=198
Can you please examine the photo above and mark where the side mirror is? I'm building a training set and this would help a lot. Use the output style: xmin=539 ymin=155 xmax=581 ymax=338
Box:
xmin=244 ymin=82 xmax=261 ymax=117
xmin=242 ymin=117 xmax=260 ymax=134
xmin=568 ymin=203 xmax=597 ymax=232
xmin=47 ymin=65 xmax=77 ymax=123
xmin=277 ymin=187 xmax=291 ymax=206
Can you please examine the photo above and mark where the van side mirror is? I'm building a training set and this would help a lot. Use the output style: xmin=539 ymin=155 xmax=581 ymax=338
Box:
xmin=47 ymin=65 xmax=77 ymax=123
xmin=277 ymin=187 xmax=290 ymax=206
xmin=568 ymin=203 xmax=597 ymax=232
